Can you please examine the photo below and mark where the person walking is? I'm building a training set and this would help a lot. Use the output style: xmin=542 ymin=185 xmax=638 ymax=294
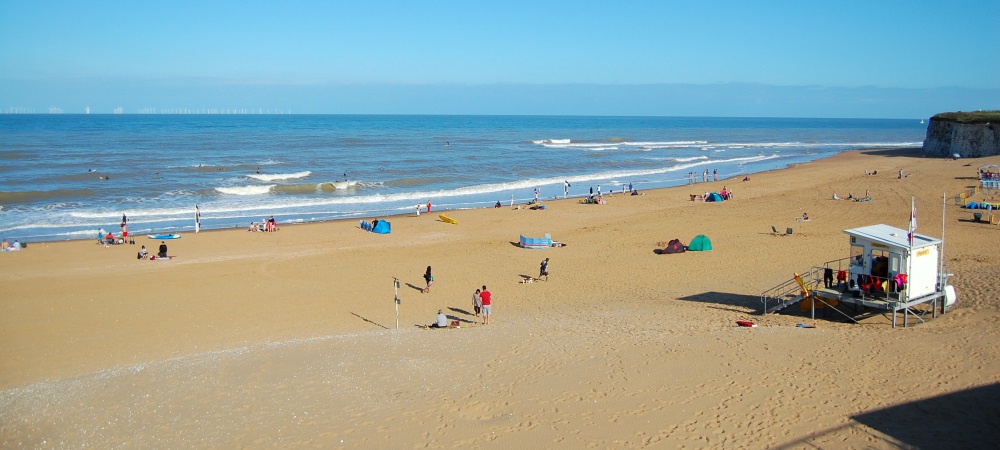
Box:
xmin=539 ymin=257 xmax=550 ymax=281
xmin=422 ymin=266 xmax=434 ymax=293
xmin=472 ymin=288 xmax=482 ymax=316
xmin=480 ymin=285 xmax=492 ymax=324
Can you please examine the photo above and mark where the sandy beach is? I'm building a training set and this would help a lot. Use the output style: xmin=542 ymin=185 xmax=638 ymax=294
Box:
xmin=2 ymin=148 xmax=1000 ymax=448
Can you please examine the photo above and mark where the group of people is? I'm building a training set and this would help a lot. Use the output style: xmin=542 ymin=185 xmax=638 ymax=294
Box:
xmin=832 ymin=191 xmax=872 ymax=202
xmin=248 ymin=216 xmax=279 ymax=232
xmin=688 ymin=169 xmax=720 ymax=185
xmin=427 ymin=285 xmax=493 ymax=328
xmin=470 ymin=285 xmax=493 ymax=325
xmin=422 ymin=264 xmax=495 ymax=327
xmin=1 ymin=239 xmax=21 ymax=252
xmin=415 ymin=201 xmax=432 ymax=216
xmin=427 ymin=259 xmax=550 ymax=327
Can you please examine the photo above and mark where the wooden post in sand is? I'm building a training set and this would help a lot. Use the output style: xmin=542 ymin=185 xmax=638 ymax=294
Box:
xmin=393 ymin=277 xmax=400 ymax=330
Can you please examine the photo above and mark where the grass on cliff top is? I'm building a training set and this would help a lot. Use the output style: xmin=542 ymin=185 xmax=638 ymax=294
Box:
xmin=932 ymin=111 xmax=1000 ymax=123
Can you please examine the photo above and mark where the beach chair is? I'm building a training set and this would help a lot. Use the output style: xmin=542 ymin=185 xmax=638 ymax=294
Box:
xmin=771 ymin=226 xmax=785 ymax=236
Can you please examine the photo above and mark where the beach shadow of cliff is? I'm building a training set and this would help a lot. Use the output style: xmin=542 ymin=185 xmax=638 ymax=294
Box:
xmin=858 ymin=148 xmax=927 ymax=158
xmin=771 ymin=382 xmax=1000 ymax=450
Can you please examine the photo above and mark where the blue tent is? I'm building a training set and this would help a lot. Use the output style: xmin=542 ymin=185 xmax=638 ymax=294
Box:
xmin=965 ymin=202 xmax=980 ymax=209
xmin=361 ymin=219 xmax=391 ymax=234
xmin=372 ymin=220 xmax=391 ymax=234
xmin=706 ymin=192 xmax=724 ymax=202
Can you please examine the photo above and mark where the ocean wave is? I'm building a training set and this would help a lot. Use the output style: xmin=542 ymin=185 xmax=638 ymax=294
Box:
xmin=247 ymin=171 xmax=312 ymax=182
xmin=273 ymin=183 xmax=327 ymax=195
xmin=532 ymin=138 xmax=571 ymax=144
xmin=673 ymin=156 xmax=709 ymax=162
xmin=215 ymin=185 xmax=275 ymax=195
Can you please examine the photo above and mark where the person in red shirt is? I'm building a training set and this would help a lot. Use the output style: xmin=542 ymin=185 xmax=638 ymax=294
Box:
xmin=479 ymin=285 xmax=492 ymax=325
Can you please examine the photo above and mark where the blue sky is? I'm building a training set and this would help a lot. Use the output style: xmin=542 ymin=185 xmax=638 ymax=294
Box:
xmin=1 ymin=1 xmax=997 ymax=117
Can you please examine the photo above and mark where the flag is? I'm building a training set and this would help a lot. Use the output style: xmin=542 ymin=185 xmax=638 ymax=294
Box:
xmin=907 ymin=197 xmax=916 ymax=246
xmin=195 ymin=205 xmax=201 ymax=233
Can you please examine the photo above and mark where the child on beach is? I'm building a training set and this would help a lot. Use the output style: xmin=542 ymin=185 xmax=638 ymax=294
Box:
xmin=473 ymin=288 xmax=482 ymax=316
xmin=422 ymin=266 xmax=434 ymax=293
xmin=539 ymin=258 xmax=549 ymax=281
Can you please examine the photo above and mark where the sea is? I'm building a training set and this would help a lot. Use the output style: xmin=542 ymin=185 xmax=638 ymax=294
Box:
xmin=0 ymin=114 xmax=926 ymax=243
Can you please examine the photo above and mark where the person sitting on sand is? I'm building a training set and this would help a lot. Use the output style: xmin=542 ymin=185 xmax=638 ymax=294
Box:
xmin=7 ymin=240 xmax=20 ymax=251
xmin=1 ymin=239 xmax=10 ymax=251
xmin=847 ymin=193 xmax=854 ymax=200
xmin=801 ymin=213 xmax=810 ymax=221
xmin=428 ymin=310 xmax=449 ymax=328
xmin=158 ymin=241 xmax=168 ymax=258
xmin=137 ymin=245 xmax=148 ymax=260
xmin=833 ymin=192 xmax=841 ymax=200
xmin=106 ymin=232 xmax=117 ymax=245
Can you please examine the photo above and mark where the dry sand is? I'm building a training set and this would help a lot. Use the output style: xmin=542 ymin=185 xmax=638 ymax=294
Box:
xmin=2 ymin=148 xmax=999 ymax=448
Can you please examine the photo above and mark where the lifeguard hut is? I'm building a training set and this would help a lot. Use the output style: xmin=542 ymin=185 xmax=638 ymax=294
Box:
xmin=761 ymin=224 xmax=954 ymax=327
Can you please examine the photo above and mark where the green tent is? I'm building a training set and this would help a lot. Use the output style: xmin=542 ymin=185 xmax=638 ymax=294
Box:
xmin=688 ymin=235 xmax=713 ymax=251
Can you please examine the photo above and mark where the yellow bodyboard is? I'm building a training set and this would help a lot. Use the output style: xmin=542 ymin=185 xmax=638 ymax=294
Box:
xmin=439 ymin=214 xmax=459 ymax=225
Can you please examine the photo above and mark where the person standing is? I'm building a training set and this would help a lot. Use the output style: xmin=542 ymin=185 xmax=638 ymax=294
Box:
xmin=564 ymin=180 xmax=570 ymax=198
xmin=472 ymin=288 xmax=482 ymax=317
xmin=426 ymin=200 xmax=432 ymax=213
xmin=589 ymin=186 xmax=593 ymax=196
xmin=597 ymin=184 xmax=601 ymax=196
xmin=415 ymin=203 xmax=421 ymax=216
xmin=703 ymin=169 xmax=709 ymax=182
xmin=539 ymin=257 xmax=549 ymax=281
xmin=713 ymin=169 xmax=718 ymax=181
xmin=479 ymin=285 xmax=492 ymax=324
xmin=422 ymin=266 xmax=434 ymax=293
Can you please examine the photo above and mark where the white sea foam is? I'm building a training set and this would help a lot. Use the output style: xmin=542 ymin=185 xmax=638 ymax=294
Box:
xmin=215 ymin=185 xmax=275 ymax=195
xmin=247 ymin=171 xmax=311 ymax=182
xmin=537 ymin=140 xmax=711 ymax=151
xmin=532 ymin=138 xmax=571 ymax=144
xmin=674 ymin=156 xmax=709 ymax=162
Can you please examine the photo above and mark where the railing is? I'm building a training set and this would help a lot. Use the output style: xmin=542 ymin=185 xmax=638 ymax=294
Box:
xmin=759 ymin=258 xmax=852 ymax=314
xmin=760 ymin=266 xmax=822 ymax=314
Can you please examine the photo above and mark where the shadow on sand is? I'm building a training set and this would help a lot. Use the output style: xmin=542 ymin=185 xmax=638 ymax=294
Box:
xmin=772 ymin=382 xmax=1000 ymax=450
